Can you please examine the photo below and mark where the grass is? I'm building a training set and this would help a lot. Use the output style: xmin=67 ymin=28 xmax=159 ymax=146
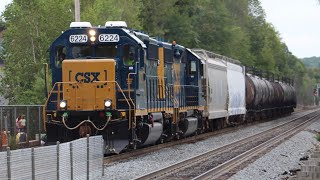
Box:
xmin=315 ymin=133 xmax=320 ymax=142
xmin=9 ymin=135 xmax=17 ymax=150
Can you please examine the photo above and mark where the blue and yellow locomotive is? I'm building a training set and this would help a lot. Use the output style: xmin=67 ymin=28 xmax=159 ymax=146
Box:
xmin=44 ymin=21 xmax=205 ymax=153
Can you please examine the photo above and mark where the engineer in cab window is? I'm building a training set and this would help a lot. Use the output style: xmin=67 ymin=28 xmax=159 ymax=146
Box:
xmin=56 ymin=52 xmax=65 ymax=68
xmin=124 ymin=46 xmax=135 ymax=66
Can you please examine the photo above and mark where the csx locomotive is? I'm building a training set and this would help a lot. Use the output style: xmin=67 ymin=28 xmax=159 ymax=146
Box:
xmin=44 ymin=21 xmax=296 ymax=153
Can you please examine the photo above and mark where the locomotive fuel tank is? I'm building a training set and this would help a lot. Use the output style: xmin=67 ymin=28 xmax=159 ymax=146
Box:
xmin=140 ymin=112 xmax=163 ymax=146
xmin=140 ymin=123 xmax=163 ymax=146
xmin=180 ymin=117 xmax=198 ymax=136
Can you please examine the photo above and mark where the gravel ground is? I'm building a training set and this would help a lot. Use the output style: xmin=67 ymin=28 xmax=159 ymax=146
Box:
xmin=100 ymin=109 xmax=319 ymax=180
xmin=229 ymin=117 xmax=320 ymax=180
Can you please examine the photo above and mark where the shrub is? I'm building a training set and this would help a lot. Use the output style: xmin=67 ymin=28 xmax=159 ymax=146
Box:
xmin=315 ymin=133 xmax=320 ymax=142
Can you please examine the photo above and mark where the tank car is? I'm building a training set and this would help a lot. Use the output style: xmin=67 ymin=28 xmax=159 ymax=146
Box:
xmin=245 ymin=69 xmax=296 ymax=121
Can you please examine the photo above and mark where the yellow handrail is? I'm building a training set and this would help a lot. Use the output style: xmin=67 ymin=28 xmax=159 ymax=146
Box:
xmin=43 ymin=81 xmax=133 ymax=130
xmin=96 ymin=81 xmax=134 ymax=129
xmin=43 ymin=82 xmax=79 ymax=131
xmin=127 ymin=73 xmax=137 ymax=128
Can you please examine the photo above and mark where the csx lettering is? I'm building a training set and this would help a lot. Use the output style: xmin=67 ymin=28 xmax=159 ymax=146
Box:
xmin=75 ymin=72 xmax=100 ymax=83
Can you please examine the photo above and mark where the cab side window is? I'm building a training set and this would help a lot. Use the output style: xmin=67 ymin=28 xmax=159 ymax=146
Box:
xmin=189 ymin=61 xmax=197 ymax=75
xmin=55 ymin=46 xmax=66 ymax=68
xmin=123 ymin=44 xmax=135 ymax=66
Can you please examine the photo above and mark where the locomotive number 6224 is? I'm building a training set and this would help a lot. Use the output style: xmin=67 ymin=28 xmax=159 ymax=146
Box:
xmin=98 ymin=34 xmax=119 ymax=42
xmin=69 ymin=34 xmax=88 ymax=43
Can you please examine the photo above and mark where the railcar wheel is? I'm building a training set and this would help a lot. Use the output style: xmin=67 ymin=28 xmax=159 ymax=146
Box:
xmin=176 ymin=134 xmax=180 ymax=140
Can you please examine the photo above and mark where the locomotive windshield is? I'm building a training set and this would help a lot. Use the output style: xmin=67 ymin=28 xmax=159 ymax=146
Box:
xmin=70 ymin=44 xmax=118 ymax=59
xmin=72 ymin=45 xmax=91 ymax=58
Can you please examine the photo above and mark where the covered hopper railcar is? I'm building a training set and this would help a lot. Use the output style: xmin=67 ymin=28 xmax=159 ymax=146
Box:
xmin=43 ymin=21 xmax=296 ymax=154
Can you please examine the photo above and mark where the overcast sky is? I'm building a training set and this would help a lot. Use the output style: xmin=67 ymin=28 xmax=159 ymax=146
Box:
xmin=260 ymin=0 xmax=320 ymax=58
xmin=1 ymin=0 xmax=320 ymax=58
xmin=0 ymin=0 xmax=10 ymax=17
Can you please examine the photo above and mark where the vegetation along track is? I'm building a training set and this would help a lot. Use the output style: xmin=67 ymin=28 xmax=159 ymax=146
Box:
xmin=135 ymin=110 xmax=320 ymax=180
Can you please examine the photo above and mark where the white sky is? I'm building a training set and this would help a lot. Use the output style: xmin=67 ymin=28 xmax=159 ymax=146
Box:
xmin=260 ymin=0 xmax=320 ymax=58
xmin=1 ymin=0 xmax=320 ymax=58
xmin=0 ymin=0 xmax=11 ymax=17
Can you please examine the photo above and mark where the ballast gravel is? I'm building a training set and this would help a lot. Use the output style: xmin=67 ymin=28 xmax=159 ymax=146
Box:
xmin=101 ymin=109 xmax=319 ymax=180
xmin=229 ymin=117 xmax=320 ymax=180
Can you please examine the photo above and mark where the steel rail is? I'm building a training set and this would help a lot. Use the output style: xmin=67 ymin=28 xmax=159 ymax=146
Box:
xmin=104 ymin=110 xmax=309 ymax=165
xmin=103 ymin=112 xmax=296 ymax=165
xmin=193 ymin=111 xmax=320 ymax=180
xmin=104 ymin=110 xmax=313 ymax=165
xmin=134 ymin=110 xmax=320 ymax=180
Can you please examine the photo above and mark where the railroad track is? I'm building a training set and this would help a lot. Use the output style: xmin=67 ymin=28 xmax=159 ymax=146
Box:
xmin=104 ymin=110 xmax=313 ymax=165
xmin=104 ymin=118 xmax=272 ymax=165
xmin=134 ymin=110 xmax=320 ymax=180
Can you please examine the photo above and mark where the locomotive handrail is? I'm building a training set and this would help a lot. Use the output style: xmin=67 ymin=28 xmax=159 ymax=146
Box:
xmin=43 ymin=82 xmax=66 ymax=131
xmin=43 ymin=81 xmax=134 ymax=131
xmin=127 ymin=73 xmax=137 ymax=129
xmin=94 ymin=80 xmax=135 ymax=129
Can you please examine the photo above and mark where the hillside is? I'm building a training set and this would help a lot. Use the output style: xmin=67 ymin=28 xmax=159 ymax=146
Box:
xmin=301 ymin=57 xmax=320 ymax=68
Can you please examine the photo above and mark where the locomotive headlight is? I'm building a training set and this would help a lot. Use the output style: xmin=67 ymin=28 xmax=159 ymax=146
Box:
xmin=59 ymin=100 xmax=67 ymax=109
xmin=104 ymin=100 xmax=112 ymax=108
xmin=90 ymin=36 xmax=96 ymax=42
xmin=89 ymin=29 xmax=96 ymax=36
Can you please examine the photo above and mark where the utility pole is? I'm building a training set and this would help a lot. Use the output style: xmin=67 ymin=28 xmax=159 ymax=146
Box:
xmin=75 ymin=0 xmax=80 ymax=22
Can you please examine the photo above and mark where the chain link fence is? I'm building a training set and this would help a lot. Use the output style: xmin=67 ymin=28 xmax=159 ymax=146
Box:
xmin=0 ymin=135 xmax=104 ymax=180
xmin=0 ymin=105 xmax=44 ymax=150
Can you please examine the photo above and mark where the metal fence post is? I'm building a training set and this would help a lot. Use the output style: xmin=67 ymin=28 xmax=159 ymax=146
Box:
xmin=14 ymin=107 xmax=17 ymax=136
xmin=26 ymin=106 xmax=30 ymax=144
xmin=0 ymin=108 xmax=2 ymax=149
xmin=57 ymin=141 xmax=60 ymax=180
xmin=70 ymin=142 xmax=73 ymax=180
xmin=4 ymin=116 xmax=9 ymax=146
xmin=102 ymin=139 xmax=104 ymax=177
xmin=87 ymin=134 xmax=89 ymax=180
xmin=7 ymin=147 xmax=11 ymax=180
xmin=38 ymin=106 xmax=41 ymax=146
xmin=31 ymin=148 xmax=35 ymax=180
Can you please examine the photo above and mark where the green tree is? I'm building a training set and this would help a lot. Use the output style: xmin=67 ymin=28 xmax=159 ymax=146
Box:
xmin=0 ymin=0 xmax=73 ymax=104
xmin=0 ymin=0 xmax=311 ymax=106
xmin=81 ymin=0 xmax=142 ymax=29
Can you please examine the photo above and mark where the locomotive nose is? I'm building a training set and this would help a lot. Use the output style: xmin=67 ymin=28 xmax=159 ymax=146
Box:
xmin=62 ymin=59 xmax=116 ymax=111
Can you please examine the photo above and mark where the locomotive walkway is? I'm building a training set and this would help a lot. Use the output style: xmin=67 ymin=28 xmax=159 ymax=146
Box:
xmin=134 ymin=110 xmax=320 ymax=180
